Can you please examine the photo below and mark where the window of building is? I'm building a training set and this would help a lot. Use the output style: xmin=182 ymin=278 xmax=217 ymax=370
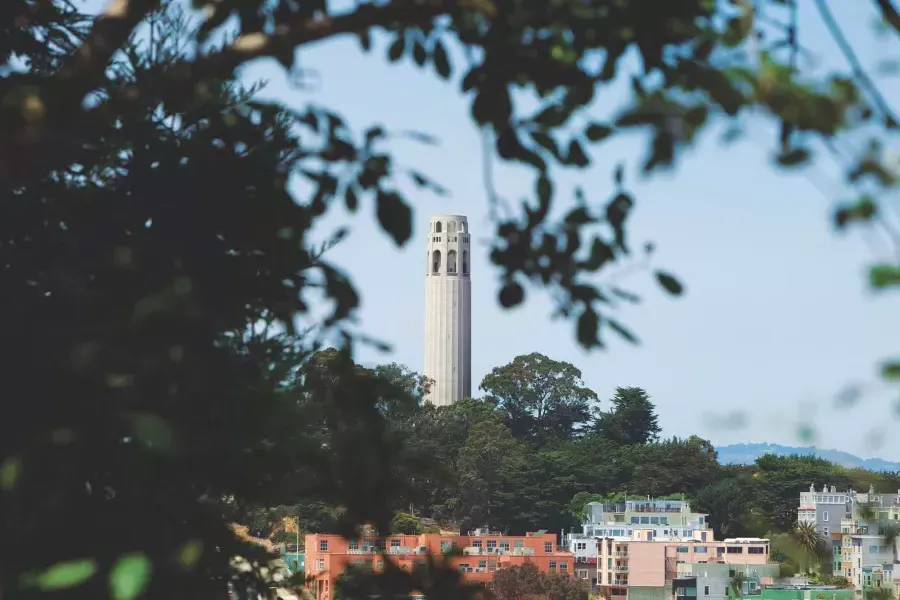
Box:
xmin=545 ymin=542 xmax=553 ymax=553
xmin=677 ymin=546 xmax=689 ymax=553
xmin=391 ymin=539 xmax=401 ymax=548
xmin=447 ymin=249 xmax=457 ymax=274
xmin=726 ymin=547 xmax=743 ymax=554
xmin=823 ymin=527 xmax=829 ymax=535
xmin=487 ymin=540 xmax=497 ymax=549
xmin=577 ymin=569 xmax=589 ymax=579
xmin=640 ymin=517 xmax=650 ymax=524
xmin=704 ymin=586 xmax=710 ymax=596
xmin=650 ymin=517 xmax=660 ymax=524
xmin=661 ymin=517 xmax=668 ymax=525
xmin=478 ymin=560 xmax=487 ymax=569
xmin=449 ymin=222 xmax=456 ymax=233
xmin=870 ymin=546 xmax=880 ymax=553
xmin=631 ymin=517 xmax=639 ymax=524
xmin=432 ymin=249 xmax=441 ymax=274
xmin=349 ymin=540 xmax=359 ymax=550
xmin=500 ymin=540 xmax=510 ymax=551
xmin=319 ymin=540 xmax=328 ymax=552
xmin=514 ymin=540 xmax=524 ymax=549
xmin=748 ymin=547 xmax=764 ymax=554
xmin=435 ymin=222 xmax=442 ymax=233
xmin=694 ymin=547 xmax=707 ymax=553
xmin=376 ymin=539 xmax=386 ymax=551
xmin=473 ymin=540 xmax=482 ymax=548
xmin=316 ymin=559 xmax=324 ymax=571
xmin=823 ymin=511 xmax=829 ymax=521
xmin=549 ymin=561 xmax=557 ymax=573
xmin=560 ymin=562 xmax=568 ymax=573
xmin=462 ymin=250 xmax=468 ymax=275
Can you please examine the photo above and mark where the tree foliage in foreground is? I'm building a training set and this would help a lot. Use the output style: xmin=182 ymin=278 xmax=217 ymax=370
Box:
xmin=2 ymin=0 xmax=900 ymax=599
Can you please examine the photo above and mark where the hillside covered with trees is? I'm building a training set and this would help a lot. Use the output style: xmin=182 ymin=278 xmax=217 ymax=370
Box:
xmin=249 ymin=349 xmax=900 ymax=545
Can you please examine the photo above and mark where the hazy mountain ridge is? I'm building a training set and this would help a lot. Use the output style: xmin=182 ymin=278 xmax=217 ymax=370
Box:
xmin=716 ymin=443 xmax=900 ymax=472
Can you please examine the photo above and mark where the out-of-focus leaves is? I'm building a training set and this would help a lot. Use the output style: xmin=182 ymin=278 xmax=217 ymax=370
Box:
xmin=109 ymin=554 xmax=152 ymax=600
xmin=376 ymin=190 xmax=412 ymax=246
xmin=882 ymin=361 xmax=900 ymax=380
xmin=34 ymin=560 xmax=97 ymax=591
xmin=869 ymin=264 xmax=900 ymax=289
xmin=0 ymin=456 xmax=21 ymax=490
xmin=655 ymin=271 xmax=685 ymax=296
xmin=126 ymin=412 xmax=177 ymax=454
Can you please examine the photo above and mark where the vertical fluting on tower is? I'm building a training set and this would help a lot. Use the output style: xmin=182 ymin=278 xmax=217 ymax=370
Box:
xmin=424 ymin=215 xmax=472 ymax=407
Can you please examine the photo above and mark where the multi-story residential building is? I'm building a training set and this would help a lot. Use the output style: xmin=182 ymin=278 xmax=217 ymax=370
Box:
xmin=797 ymin=484 xmax=852 ymax=538
xmin=676 ymin=562 xmax=780 ymax=600
xmin=580 ymin=498 xmax=713 ymax=542
xmin=304 ymin=529 xmax=571 ymax=600
xmin=566 ymin=497 xmax=715 ymax=592
xmin=565 ymin=497 xmax=771 ymax=597
xmin=568 ymin=537 xmax=770 ymax=597
xmin=800 ymin=484 xmax=900 ymax=595
xmin=853 ymin=486 xmax=900 ymax=523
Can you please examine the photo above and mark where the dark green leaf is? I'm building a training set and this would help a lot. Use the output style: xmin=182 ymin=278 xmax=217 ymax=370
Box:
xmin=606 ymin=318 xmax=639 ymax=344
xmin=577 ymin=307 xmax=600 ymax=348
xmin=530 ymin=131 xmax=559 ymax=156
xmin=536 ymin=175 xmax=552 ymax=211
xmin=358 ymin=30 xmax=372 ymax=52
xmin=498 ymin=282 xmax=524 ymax=308
xmin=655 ymin=270 xmax=684 ymax=296
xmin=376 ymin=190 xmax=412 ymax=246
xmin=345 ymin=185 xmax=359 ymax=212
xmin=881 ymin=361 xmax=900 ymax=380
xmin=869 ymin=264 xmax=900 ymax=289
xmin=432 ymin=41 xmax=451 ymax=79
xmin=412 ymin=39 xmax=427 ymax=66
xmin=610 ymin=287 xmax=641 ymax=303
xmin=387 ymin=35 xmax=405 ymax=62
xmin=776 ymin=147 xmax=811 ymax=167
xmin=565 ymin=140 xmax=590 ymax=167
xmin=585 ymin=123 xmax=614 ymax=142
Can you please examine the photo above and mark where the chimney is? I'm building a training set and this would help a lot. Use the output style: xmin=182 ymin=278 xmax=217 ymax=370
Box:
xmin=810 ymin=484 xmax=815 ymax=492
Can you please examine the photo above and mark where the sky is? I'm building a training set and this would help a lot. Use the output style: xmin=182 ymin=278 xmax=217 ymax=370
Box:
xmin=87 ymin=0 xmax=900 ymax=458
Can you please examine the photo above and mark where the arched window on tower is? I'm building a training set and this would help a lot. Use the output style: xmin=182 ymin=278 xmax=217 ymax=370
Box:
xmin=432 ymin=249 xmax=441 ymax=274
xmin=461 ymin=222 xmax=467 ymax=232
xmin=435 ymin=221 xmax=442 ymax=233
xmin=448 ymin=222 xmax=456 ymax=233
xmin=462 ymin=250 xmax=469 ymax=275
xmin=447 ymin=250 xmax=457 ymax=274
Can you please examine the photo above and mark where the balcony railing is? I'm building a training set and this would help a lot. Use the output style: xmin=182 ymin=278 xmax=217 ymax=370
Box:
xmin=615 ymin=566 xmax=629 ymax=573
xmin=615 ymin=552 xmax=629 ymax=558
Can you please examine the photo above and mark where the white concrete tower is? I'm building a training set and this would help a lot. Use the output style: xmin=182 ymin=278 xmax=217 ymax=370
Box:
xmin=424 ymin=214 xmax=472 ymax=407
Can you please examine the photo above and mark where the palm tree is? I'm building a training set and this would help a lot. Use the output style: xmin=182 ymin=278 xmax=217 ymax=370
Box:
xmin=730 ymin=572 xmax=747 ymax=598
xmin=792 ymin=522 xmax=827 ymax=575
xmin=864 ymin=586 xmax=895 ymax=600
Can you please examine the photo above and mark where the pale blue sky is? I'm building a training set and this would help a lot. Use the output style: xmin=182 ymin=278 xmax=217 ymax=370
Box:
xmin=91 ymin=1 xmax=900 ymax=457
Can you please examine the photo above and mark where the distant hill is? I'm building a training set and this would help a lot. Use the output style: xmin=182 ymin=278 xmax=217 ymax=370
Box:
xmin=715 ymin=443 xmax=900 ymax=472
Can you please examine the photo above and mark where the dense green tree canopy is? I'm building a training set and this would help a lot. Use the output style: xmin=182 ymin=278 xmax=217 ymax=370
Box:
xmin=479 ymin=353 xmax=596 ymax=444
xmin=593 ymin=386 xmax=661 ymax=445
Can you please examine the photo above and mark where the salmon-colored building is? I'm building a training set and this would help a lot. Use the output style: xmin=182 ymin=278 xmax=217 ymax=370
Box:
xmin=593 ymin=538 xmax=771 ymax=597
xmin=305 ymin=529 xmax=574 ymax=600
